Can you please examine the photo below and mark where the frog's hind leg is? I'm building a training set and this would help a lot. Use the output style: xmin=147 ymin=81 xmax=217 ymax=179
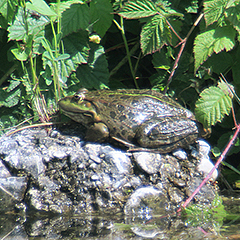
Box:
xmin=135 ymin=117 xmax=198 ymax=153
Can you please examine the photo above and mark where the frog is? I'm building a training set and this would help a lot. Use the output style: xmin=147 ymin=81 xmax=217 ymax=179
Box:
xmin=58 ymin=88 xmax=199 ymax=153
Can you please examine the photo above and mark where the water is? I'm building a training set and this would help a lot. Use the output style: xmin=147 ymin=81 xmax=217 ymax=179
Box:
xmin=1 ymin=194 xmax=239 ymax=239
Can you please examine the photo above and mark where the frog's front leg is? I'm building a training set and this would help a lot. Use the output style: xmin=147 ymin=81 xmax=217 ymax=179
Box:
xmin=135 ymin=117 xmax=198 ymax=153
xmin=85 ymin=122 xmax=109 ymax=142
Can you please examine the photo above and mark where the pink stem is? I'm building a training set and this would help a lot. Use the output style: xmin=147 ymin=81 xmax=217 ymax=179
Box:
xmin=177 ymin=123 xmax=240 ymax=212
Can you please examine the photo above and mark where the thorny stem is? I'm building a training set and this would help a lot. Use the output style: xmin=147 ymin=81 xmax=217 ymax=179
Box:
xmin=177 ymin=123 xmax=240 ymax=212
xmin=163 ymin=12 xmax=204 ymax=94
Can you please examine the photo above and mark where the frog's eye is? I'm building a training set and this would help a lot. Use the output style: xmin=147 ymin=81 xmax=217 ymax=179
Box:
xmin=73 ymin=93 xmax=84 ymax=101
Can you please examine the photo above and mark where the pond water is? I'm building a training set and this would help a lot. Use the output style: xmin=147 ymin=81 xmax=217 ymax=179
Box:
xmin=1 ymin=193 xmax=239 ymax=240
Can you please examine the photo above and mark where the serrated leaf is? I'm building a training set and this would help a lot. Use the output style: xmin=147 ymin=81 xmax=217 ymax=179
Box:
xmin=118 ymin=0 xmax=157 ymax=19
xmin=8 ymin=7 xmax=50 ymax=42
xmin=203 ymin=0 xmax=228 ymax=26
xmin=61 ymin=3 xmax=89 ymax=37
xmin=195 ymin=86 xmax=232 ymax=127
xmin=26 ymin=0 xmax=57 ymax=16
xmin=194 ymin=26 xmax=235 ymax=71
xmin=140 ymin=15 xmax=171 ymax=55
xmin=76 ymin=43 xmax=109 ymax=89
xmin=90 ymin=0 xmax=113 ymax=37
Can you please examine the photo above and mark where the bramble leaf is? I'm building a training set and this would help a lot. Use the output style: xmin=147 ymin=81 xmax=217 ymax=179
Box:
xmin=193 ymin=26 xmax=235 ymax=71
xmin=195 ymin=86 xmax=233 ymax=128
xmin=203 ymin=0 xmax=227 ymax=26
xmin=90 ymin=0 xmax=113 ymax=37
xmin=118 ymin=0 xmax=157 ymax=19
xmin=61 ymin=3 xmax=89 ymax=37
xmin=140 ymin=15 xmax=171 ymax=55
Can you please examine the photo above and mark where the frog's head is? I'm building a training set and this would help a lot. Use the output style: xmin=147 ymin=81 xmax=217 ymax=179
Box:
xmin=58 ymin=89 xmax=100 ymax=124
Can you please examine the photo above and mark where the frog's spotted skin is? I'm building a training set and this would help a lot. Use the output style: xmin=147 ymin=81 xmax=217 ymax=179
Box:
xmin=59 ymin=89 xmax=199 ymax=153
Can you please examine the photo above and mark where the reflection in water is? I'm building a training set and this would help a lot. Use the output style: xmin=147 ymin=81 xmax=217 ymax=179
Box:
xmin=0 ymin=207 xmax=229 ymax=240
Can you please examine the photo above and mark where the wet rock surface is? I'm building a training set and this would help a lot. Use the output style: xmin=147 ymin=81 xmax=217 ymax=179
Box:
xmin=0 ymin=123 xmax=219 ymax=239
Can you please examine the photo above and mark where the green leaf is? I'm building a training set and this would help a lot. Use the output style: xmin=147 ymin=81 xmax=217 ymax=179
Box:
xmin=152 ymin=48 xmax=171 ymax=70
xmin=232 ymin=47 xmax=240 ymax=85
xmin=26 ymin=0 xmax=57 ymax=17
xmin=76 ymin=43 xmax=109 ymax=89
xmin=217 ymin=132 xmax=240 ymax=155
xmin=8 ymin=7 xmax=50 ymax=42
xmin=11 ymin=47 xmax=29 ymax=61
xmin=90 ymin=0 xmax=113 ymax=37
xmin=0 ymin=80 xmax=21 ymax=108
xmin=50 ymin=0 xmax=84 ymax=15
xmin=195 ymin=86 xmax=232 ymax=127
xmin=204 ymin=51 xmax=233 ymax=74
xmin=0 ymin=0 xmax=18 ymax=28
xmin=140 ymin=15 xmax=171 ymax=55
xmin=61 ymin=3 xmax=90 ymax=37
xmin=203 ymin=0 xmax=228 ymax=26
xmin=63 ymin=31 xmax=90 ymax=65
xmin=225 ymin=4 xmax=240 ymax=32
xmin=118 ymin=0 xmax=158 ymax=19
xmin=193 ymin=26 xmax=235 ymax=71
xmin=42 ymin=31 xmax=90 ymax=81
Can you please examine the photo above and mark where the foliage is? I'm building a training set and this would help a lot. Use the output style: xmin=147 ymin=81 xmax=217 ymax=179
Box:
xmin=1 ymin=0 xmax=240 ymax=186
xmin=183 ymin=194 xmax=227 ymax=228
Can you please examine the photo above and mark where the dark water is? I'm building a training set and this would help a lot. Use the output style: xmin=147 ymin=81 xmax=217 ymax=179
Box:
xmin=1 ymin=195 xmax=240 ymax=240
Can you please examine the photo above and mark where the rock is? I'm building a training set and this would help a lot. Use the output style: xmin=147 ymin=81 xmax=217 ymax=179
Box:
xmin=133 ymin=151 xmax=162 ymax=174
xmin=194 ymin=139 xmax=218 ymax=181
xmin=0 ymin=126 xmax=218 ymax=217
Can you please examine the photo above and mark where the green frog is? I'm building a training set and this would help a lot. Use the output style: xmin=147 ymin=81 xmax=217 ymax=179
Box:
xmin=58 ymin=88 xmax=199 ymax=153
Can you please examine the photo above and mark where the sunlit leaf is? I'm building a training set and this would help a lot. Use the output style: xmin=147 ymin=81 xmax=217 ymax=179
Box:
xmin=194 ymin=26 xmax=235 ymax=71
xmin=140 ymin=14 xmax=171 ymax=55
xmin=8 ymin=7 xmax=50 ymax=42
xmin=118 ymin=0 xmax=157 ymax=19
xmin=203 ymin=0 xmax=228 ymax=26
xmin=195 ymin=86 xmax=233 ymax=127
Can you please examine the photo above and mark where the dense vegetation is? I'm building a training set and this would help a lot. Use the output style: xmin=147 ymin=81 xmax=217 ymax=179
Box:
xmin=1 ymin=0 xmax=240 ymax=187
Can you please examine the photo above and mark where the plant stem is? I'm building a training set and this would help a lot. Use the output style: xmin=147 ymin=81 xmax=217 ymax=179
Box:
xmin=163 ymin=12 xmax=204 ymax=94
xmin=178 ymin=123 xmax=240 ymax=212
xmin=113 ymin=18 xmax=139 ymax=89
